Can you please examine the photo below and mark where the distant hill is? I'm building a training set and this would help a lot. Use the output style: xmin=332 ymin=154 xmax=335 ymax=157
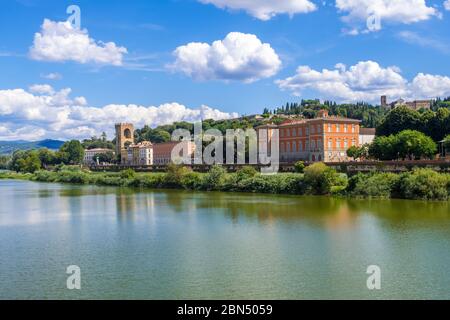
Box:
xmin=0 ymin=139 xmax=65 ymax=155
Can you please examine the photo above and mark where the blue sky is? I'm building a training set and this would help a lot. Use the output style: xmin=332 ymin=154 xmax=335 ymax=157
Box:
xmin=1 ymin=0 xmax=450 ymax=140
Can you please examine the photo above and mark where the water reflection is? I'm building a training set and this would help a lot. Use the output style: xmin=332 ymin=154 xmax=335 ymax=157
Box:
xmin=1 ymin=180 xmax=450 ymax=299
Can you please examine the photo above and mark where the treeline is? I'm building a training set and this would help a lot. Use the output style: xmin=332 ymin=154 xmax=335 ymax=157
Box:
xmin=376 ymin=106 xmax=450 ymax=142
xmin=4 ymin=140 xmax=85 ymax=173
xmin=134 ymin=118 xmax=267 ymax=143
xmin=2 ymin=163 xmax=449 ymax=201
xmin=346 ymin=129 xmax=445 ymax=161
xmin=266 ymin=97 xmax=450 ymax=131
xmin=265 ymin=99 xmax=389 ymax=128
xmin=82 ymin=132 xmax=115 ymax=150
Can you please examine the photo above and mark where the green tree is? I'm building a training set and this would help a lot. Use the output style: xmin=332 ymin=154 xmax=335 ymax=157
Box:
xmin=369 ymin=135 xmax=399 ymax=160
xmin=304 ymin=163 xmax=338 ymax=195
xmin=11 ymin=150 xmax=41 ymax=173
xmin=377 ymin=106 xmax=422 ymax=137
xmin=60 ymin=140 xmax=85 ymax=164
xmin=38 ymin=148 xmax=57 ymax=167
xmin=143 ymin=129 xmax=171 ymax=143
xmin=82 ymin=135 xmax=114 ymax=150
xmin=443 ymin=134 xmax=450 ymax=149
xmin=0 ymin=155 xmax=10 ymax=169
xmin=347 ymin=145 xmax=369 ymax=160
xmin=369 ymin=130 xmax=437 ymax=160
xmin=347 ymin=146 xmax=359 ymax=159
xmin=94 ymin=152 xmax=115 ymax=164
xmin=395 ymin=130 xmax=437 ymax=160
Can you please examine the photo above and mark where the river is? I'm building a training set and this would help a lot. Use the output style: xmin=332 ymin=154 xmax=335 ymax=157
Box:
xmin=0 ymin=179 xmax=449 ymax=299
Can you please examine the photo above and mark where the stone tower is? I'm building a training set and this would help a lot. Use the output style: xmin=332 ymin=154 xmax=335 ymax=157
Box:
xmin=381 ymin=95 xmax=387 ymax=108
xmin=115 ymin=123 xmax=135 ymax=163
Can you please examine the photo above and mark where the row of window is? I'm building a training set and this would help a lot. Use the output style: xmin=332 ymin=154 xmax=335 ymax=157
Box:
xmin=281 ymin=138 xmax=357 ymax=152
xmin=280 ymin=123 xmax=357 ymax=137
xmin=327 ymin=138 xmax=356 ymax=150
xmin=281 ymin=140 xmax=322 ymax=153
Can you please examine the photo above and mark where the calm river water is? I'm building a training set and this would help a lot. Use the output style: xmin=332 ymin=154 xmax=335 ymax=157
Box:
xmin=0 ymin=180 xmax=449 ymax=299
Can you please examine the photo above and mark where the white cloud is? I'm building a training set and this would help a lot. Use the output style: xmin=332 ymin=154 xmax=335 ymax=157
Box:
xmin=198 ymin=0 xmax=316 ymax=20
xmin=0 ymin=86 xmax=238 ymax=141
xmin=170 ymin=32 xmax=281 ymax=82
xmin=336 ymin=0 xmax=438 ymax=32
xmin=276 ymin=60 xmax=450 ymax=102
xmin=29 ymin=84 xmax=55 ymax=95
xmin=445 ymin=0 xmax=450 ymax=11
xmin=41 ymin=72 xmax=62 ymax=80
xmin=411 ymin=73 xmax=450 ymax=98
xmin=29 ymin=19 xmax=127 ymax=66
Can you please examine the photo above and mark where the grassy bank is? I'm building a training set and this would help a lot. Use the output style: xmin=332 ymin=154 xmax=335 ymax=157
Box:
xmin=1 ymin=164 xmax=450 ymax=201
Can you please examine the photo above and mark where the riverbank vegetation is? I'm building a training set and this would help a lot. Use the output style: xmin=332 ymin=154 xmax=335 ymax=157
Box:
xmin=1 ymin=163 xmax=449 ymax=201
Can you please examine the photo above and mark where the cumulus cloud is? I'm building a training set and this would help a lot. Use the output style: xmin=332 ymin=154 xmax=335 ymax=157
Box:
xmin=198 ymin=0 xmax=316 ymax=20
xmin=336 ymin=0 xmax=438 ymax=32
xmin=169 ymin=32 xmax=281 ymax=82
xmin=276 ymin=60 xmax=450 ymax=103
xmin=29 ymin=19 xmax=127 ymax=66
xmin=445 ymin=0 xmax=450 ymax=10
xmin=0 ymin=86 xmax=238 ymax=141
xmin=410 ymin=73 xmax=450 ymax=98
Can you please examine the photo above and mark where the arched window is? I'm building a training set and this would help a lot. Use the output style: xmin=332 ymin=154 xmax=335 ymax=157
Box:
xmin=124 ymin=128 xmax=132 ymax=139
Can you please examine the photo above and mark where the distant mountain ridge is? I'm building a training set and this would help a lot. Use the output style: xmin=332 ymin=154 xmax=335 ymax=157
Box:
xmin=0 ymin=139 xmax=65 ymax=155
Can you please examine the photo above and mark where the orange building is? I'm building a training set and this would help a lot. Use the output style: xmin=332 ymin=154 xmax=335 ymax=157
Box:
xmin=153 ymin=141 xmax=195 ymax=165
xmin=258 ymin=110 xmax=361 ymax=163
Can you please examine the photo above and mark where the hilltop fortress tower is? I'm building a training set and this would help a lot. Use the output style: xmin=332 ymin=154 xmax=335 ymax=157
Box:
xmin=115 ymin=123 xmax=135 ymax=164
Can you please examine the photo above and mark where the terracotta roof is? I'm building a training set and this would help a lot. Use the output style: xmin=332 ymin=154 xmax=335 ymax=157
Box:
xmin=360 ymin=128 xmax=376 ymax=135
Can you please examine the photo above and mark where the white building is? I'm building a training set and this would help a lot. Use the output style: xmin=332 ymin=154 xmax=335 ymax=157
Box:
xmin=128 ymin=141 xmax=154 ymax=165
xmin=84 ymin=148 xmax=114 ymax=165
xmin=359 ymin=128 xmax=376 ymax=146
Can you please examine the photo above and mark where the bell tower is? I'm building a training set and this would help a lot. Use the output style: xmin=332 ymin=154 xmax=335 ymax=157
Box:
xmin=115 ymin=123 xmax=135 ymax=163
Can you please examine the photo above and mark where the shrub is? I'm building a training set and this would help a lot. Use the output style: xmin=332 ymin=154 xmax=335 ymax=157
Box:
xmin=56 ymin=170 xmax=91 ymax=184
xmin=294 ymin=161 xmax=305 ymax=173
xmin=34 ymin=170 xmax=58 ymax=182
xmin=233 ymin=174 xmax=305 ymax=194
xmin=331 ymin=186 xmax=346 ymax=196
xmin=397 ymin=169 xmax=448 ymax=201
xmin=164 ymin=163 xmax=191 ymax=188
xmin=180 ymin=172 xmax=204 ymax=190
xmin=304 ymin=163 xmax=339 ymax=195
xmin=55 ymin=165 xmax=82 ymax=172
xmin=120 ymin=169 xmax=136 ymax=180
xmin=203 ymin=165 xmax=227 ymax=191
xmin=349 ymin=173 xmax=399 ymax=198
xmin=236 ymin=166 xmax=258 ymax=180
xmin=94 ymin=174 xmax=124 ymax=186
